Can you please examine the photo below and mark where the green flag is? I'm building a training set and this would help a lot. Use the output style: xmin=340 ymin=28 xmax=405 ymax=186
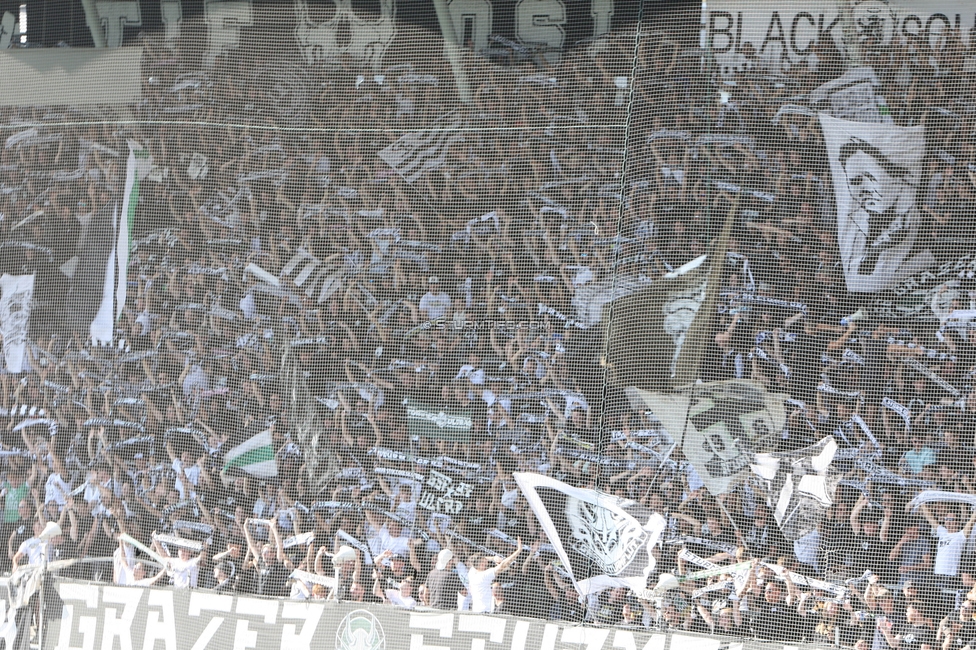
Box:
xmin=223 ymin=429 xmax=277 ymax=478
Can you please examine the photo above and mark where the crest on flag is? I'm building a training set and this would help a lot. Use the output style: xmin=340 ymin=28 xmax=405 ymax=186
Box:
xmin=514 ymin=472 xmax=666 ymax=596
xmin=565 ymin=496 xmax=646 ymax=576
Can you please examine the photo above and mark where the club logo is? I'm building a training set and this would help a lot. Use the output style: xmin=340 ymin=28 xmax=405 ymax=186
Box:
xmin=336 ymin=609 xmax=386 ymax=650
xmin=565 ymin=497 xmax=645 ymax=575
xmin=851 ymin=0 xmax=897 ymax=45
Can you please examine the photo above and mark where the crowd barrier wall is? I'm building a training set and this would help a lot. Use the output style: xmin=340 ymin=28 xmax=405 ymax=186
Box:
xmin=37 ymin=578 xmax=830 ymax=650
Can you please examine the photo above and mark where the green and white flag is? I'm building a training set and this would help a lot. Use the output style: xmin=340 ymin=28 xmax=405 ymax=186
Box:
xmin=90 ymin=141 xmax=150 ymax=343
xmin=223 ymin=429 xmax=277 ymax=478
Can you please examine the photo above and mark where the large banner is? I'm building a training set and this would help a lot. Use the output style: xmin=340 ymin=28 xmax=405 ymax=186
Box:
xmin=820 ymin=114 xmax=933 ymax=293
xmin=20 ymin=0 xmax=640 ymax=65
xmin=704 ymin=0 xmax=976 ymax=77
xmin=43 ymin=578 xmax=837 ymax=650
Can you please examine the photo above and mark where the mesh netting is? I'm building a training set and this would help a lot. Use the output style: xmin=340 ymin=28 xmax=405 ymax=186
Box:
xmin=1 ymin=0 xmax=976 ymax=647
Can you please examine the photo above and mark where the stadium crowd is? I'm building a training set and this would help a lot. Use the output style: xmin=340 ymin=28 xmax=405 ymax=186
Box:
xmin=1 ymin=15 xmax=976 ymax=647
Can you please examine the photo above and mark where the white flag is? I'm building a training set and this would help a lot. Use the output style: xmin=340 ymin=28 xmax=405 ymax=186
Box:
xmin=90 ymin=142 xmax=147 ymax=344
xmin=752 ymin=437 xmax=840 ymax=541
xmin=820 ymin=114 xmax=933 ymax=293
xmin=0 ymin=274 xmax=34 ymax=374
xmin=514 ymin=472 xmax=666 ymax=596
xmin=628 ymin=380 xmax=787 ymax=495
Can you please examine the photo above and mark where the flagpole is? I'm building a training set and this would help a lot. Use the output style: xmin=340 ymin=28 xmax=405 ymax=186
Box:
xmin=715 ymin=494 xmax=751 ymax=557
xmin=641 ymin=382 xmax=698 ymax=504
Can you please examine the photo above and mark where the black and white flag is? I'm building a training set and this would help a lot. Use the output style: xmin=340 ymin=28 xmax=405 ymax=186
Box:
xmin=751 ymin=437 xmax=840 ymax=541
xmin=604 ymin=255 xmax=708 ymax=388
xmin=628 ymin=380 xmax=787 ymax=495
xmin=513 ymin=472 xmax=666 ymax=596
xmin=378 ymin=111 xmax=464 ymax=184
xmin=280 ymin=249 xmax=345 ymax=303
xmin=820 ymin=114 xmax=933 ymax=293
xmin=0 ymin=274 xmax=34 ymax=374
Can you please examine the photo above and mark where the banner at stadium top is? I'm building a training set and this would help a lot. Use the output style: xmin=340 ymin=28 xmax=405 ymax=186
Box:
xmin=704 ymin=0 xmax=976 ymax=77
xmin=15 ymin=0 xmax=639 ymax=65
xmin=36 ymin=578 xmax=845 ymax=650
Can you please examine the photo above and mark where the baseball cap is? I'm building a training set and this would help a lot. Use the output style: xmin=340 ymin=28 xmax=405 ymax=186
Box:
xmin=435 ymin=548 xmax=453 ymax=571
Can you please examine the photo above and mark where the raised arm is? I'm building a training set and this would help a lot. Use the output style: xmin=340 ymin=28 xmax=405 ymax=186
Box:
xmin=314 ymin=545 xmax=329 ymax=576
xmin=918 ymin=503 xmax=940 ymax=530
xmin=242 ymin=519 xmax=262 ymax=566
xmin=963 ymin=505 xmax=976 ymax=538
xmin=495 ymin=537 xmax=523 ymax=574
xmin=851 ymin=495 xmax=868 ymax=535
xmin=270 ymin=522 xmax=293 ymax=569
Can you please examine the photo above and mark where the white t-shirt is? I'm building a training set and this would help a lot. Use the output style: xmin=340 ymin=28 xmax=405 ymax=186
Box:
xmin=368 ymin=525 xmax=411 ymax=558
xmin=114 ymin=545 xmax=135 ymax=585
xmin=934 ymin=526 xmax=967 ymax=576
xmin=17 ymin=538 xmax=46 ymax=566
xmin=45 ymin=472 xmax=71 ymax=506
xmin=172 ymin=459 xmax=200 ymax=500
xmin=384 ymin=589 xmax=417 ymax=609
xmin=173 ymin=459 xmax=200 ymax=487
xmin=168 ymin=556 xmax=201 ymax=588
xmin=467 ymin=566 xmax=498 ymax=614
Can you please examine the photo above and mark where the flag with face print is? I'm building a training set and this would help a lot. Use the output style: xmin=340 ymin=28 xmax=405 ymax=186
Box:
xmin=820 ymin=114 xmax=932 ymax=293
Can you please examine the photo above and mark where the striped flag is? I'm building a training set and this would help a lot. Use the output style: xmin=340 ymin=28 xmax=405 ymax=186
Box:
xmin=378 ymin=110 xmax=464 ymax=184
xmin=223 ymin=429 xmax=277 ymax=478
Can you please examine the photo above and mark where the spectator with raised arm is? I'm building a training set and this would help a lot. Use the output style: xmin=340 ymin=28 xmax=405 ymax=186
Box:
xmin=466 ymin=537 xmax=522 ymax=614
xmin=152 ymin=534 xmax=208 ymax=589
xmin=919 ymin=502 xmax=976 ymax=598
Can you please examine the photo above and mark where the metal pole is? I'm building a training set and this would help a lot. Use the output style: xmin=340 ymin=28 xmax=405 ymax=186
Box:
xmin=38 ymin=547 xmax=47 ymax=650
